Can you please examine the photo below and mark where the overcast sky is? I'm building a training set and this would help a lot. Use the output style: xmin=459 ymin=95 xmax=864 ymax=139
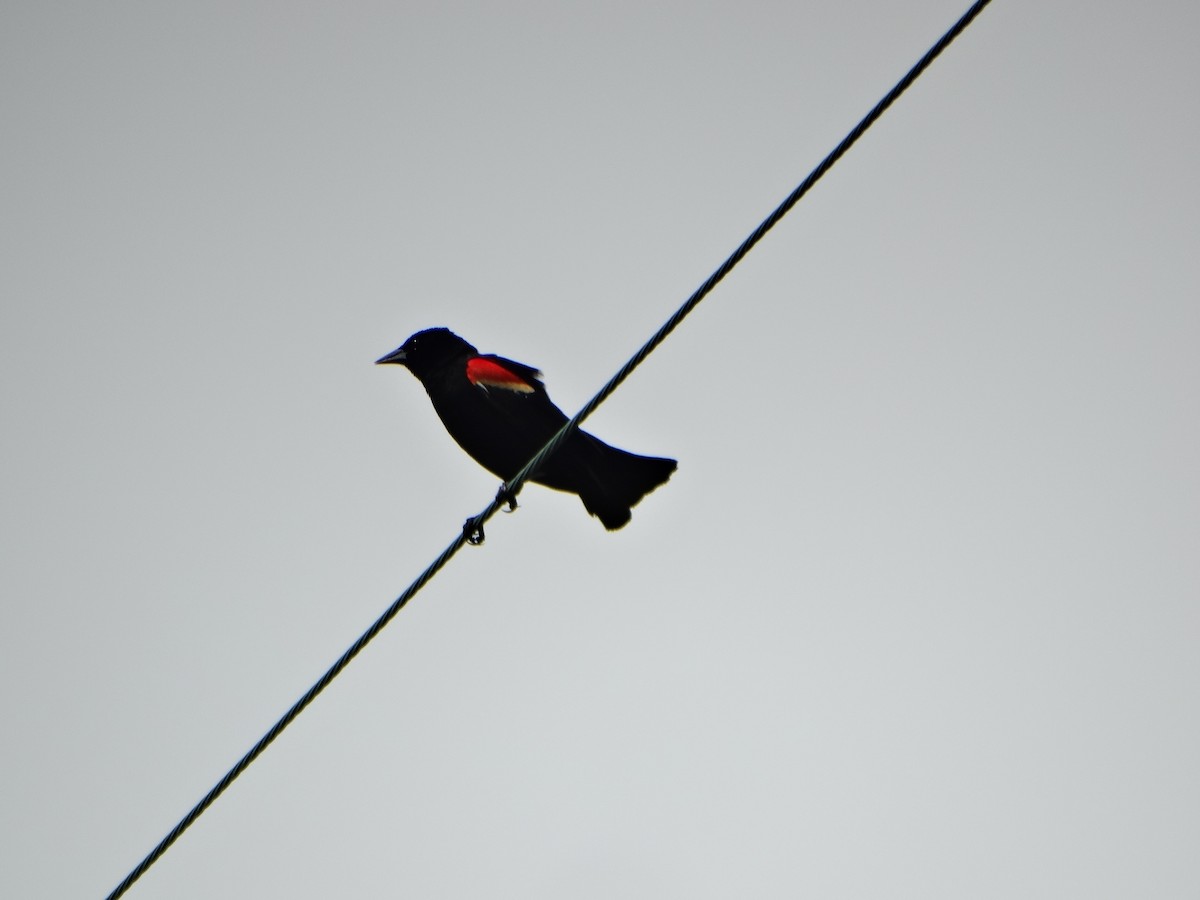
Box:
xmin=3 ymin=1 xmax=1198 ymax=897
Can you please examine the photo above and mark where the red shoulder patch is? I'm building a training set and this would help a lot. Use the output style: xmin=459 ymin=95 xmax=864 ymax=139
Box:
xmin=466 ymin=357 xmax=537 ymax=393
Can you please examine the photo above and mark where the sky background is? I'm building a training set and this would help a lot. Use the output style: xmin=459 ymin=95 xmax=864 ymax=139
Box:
xmin=3 ymin=1 xmax=1198 ymax=897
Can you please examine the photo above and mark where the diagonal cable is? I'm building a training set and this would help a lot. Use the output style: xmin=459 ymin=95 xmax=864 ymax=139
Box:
xmin=486 ymin=0 xmax=995 ymax=525
xmin=104 ymin=1 xmax=992 ymax=896
xmin=103 ymin=531 xmax=469 ymax=900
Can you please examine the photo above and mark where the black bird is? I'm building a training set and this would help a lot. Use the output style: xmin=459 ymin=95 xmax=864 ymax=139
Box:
xmin=377 ymin=328 xmax=676 ymax=530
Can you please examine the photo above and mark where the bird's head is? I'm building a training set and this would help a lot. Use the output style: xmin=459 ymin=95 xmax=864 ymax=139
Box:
xmin=376 ymin=327 xmax=477 ymax=380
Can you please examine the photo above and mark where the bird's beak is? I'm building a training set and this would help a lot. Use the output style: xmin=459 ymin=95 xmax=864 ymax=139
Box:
xmin=375 ymin=347 xmax=408 ymax=366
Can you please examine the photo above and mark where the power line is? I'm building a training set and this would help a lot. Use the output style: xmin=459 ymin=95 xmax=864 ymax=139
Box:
xmin=103 ymin=2 xmax=993 ymax=896
xmin=478 ymin=0 xmax=995 ymax=537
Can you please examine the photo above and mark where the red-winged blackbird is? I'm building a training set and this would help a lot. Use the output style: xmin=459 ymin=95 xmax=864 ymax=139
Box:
xmin=377 ymin=328 xmax=676 ymax=530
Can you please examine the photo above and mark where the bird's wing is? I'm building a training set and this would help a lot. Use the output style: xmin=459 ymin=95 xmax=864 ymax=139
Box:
xmin=466 ymin=353 xmax=571 ymax=439
xmin=465 ymin=355 xmax=545 ymax=395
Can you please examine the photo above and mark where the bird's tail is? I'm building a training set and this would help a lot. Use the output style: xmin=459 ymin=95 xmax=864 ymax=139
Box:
xmin=579 ymin=444 xmax=677 ymax=530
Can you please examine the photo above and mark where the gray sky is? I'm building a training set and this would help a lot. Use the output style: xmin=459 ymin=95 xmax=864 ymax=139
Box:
xmin=3 ymin=1 xmax=1198 ymax=897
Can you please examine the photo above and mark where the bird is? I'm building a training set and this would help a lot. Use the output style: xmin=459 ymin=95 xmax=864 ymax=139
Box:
xmin=376 ymin=328 xmax=676 ymax=530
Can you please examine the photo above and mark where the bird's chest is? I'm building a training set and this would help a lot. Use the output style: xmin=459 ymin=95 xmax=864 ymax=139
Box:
xmin=424 ymin=376 xmax=535 ymax=449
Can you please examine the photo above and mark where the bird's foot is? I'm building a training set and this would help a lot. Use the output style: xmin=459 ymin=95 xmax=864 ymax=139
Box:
xmin=463 ymin=485 xmax=518 ymax=546
xmin=463 ymin=515 xmax=486 ymax=546
xmin=496 ymin=482 xmax=518 ymax=513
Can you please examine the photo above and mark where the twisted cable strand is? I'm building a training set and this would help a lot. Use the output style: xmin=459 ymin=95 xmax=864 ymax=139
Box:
xmin=104 ymin=3 xmax=993 ymax=895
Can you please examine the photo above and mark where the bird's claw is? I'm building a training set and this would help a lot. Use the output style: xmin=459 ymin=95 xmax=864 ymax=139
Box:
xmin=463 ymin=516 xmax=486 ymax=546
xmin=497 ymin=483 xmax=518 ymax=513
xmin=463 ymin=486 xmax=516 ymax=546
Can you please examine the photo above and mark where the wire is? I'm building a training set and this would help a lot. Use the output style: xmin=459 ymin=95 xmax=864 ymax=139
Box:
xmin=104 ymin=2 xmax=993 ymax=896
xmin=102 ymin=531 xmax=469 ymax=900
xmin=486 ymin=0 xmax=995 ymax=528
